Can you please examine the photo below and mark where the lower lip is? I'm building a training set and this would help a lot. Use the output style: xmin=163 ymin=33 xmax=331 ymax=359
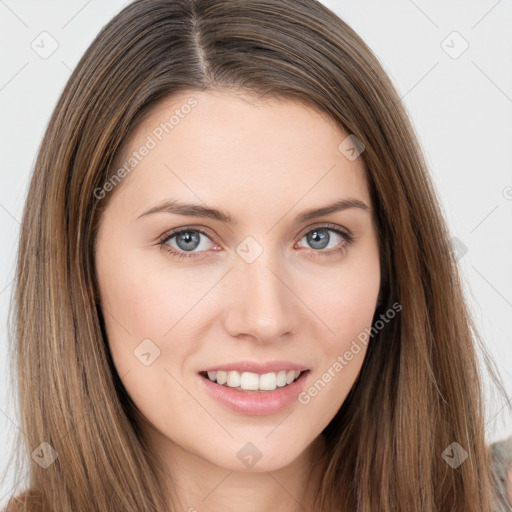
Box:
xmin=198 ymin=371 xmax=310 ymax=416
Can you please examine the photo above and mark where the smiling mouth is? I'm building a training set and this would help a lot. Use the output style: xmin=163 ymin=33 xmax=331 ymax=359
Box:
xmin=199 ymin=369 xmax=309 ymax=392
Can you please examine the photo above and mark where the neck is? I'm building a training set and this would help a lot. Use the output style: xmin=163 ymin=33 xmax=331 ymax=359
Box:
xmin=147 ymin=430 xmax=328 ymax=512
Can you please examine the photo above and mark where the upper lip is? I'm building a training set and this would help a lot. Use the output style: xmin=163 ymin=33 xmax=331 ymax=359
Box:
xmin=200 ymin=360 xmax=310 ymax=374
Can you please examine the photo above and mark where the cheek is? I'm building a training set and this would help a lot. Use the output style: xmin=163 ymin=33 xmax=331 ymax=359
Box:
xmin=96 ymin=263 xmax=197 ymax=427
xmin=96 ymin=244 xmax=183 ymax=336
xmin=94 ymin=247 xmax=171 ymax=373
xmin=294 ymin=253 xmax=380 ymax=410
xmin=300 ymin=254 xmax=380 ymax=343
xmin=96 ymin=250 xmax=216 ymax=393
xmin=296 ymin=280 xmax=376 ymax=425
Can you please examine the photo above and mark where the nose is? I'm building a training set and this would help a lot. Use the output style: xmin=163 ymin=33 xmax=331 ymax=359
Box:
xmin=222 ymin=254 xmax=297 ymax=343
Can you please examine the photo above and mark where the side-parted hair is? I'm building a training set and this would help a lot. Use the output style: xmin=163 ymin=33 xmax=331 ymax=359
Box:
xmin=4 ymin=0 xmax=509 ymax=510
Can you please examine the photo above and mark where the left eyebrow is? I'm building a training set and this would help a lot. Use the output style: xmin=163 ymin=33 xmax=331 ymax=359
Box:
xmin=294 ymin=198 xmax=370 ymax=223
xmin=135 ymin=197 xmax=370 ymax=224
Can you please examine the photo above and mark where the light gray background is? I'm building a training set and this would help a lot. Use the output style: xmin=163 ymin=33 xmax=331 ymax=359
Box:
xmin=1 ymin=0 xmax=511 ymax=504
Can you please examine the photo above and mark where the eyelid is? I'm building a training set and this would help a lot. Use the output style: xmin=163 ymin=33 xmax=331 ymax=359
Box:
xmin=157 ymin=222 xmax=352 ymax=244
xmin=157 ymin=222 xmax=354 ymax=259
xmin=296 ymin=221 xmax=352 ymax=239
xmin=157 ymin=225 xmax=218 ymax=246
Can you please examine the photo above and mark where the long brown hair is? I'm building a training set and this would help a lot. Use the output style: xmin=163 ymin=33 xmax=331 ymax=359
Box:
xmin=3 ymin=0 xmax=509 ymax=510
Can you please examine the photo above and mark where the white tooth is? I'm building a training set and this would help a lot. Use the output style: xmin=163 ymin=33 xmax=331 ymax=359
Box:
xmin=259 ymin=372 xmax=277 ymax=390
xmin=216 ymin=370 xmax=227 ymax=385
xmin=240 ymin=372 xmax=260 ymax=390
xmin=212 ymin=369 xmax=302 ymax=389
xmin=227 ymin=371 xmax=241 ymax=388
xmin=276 ymin=370 xmax=287 ymax=387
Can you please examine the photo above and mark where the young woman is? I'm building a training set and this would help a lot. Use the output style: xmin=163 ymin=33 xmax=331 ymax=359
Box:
xmin=4 ymin=0 xmax=509 ymax=510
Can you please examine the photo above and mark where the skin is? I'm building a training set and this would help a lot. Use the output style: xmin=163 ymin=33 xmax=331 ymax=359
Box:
xmin=94 ymin=89 xmax=381 ymax=512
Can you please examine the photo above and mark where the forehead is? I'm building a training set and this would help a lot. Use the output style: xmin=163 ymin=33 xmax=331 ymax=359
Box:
xmin=109 ymin=89 xmax=371 ymax=218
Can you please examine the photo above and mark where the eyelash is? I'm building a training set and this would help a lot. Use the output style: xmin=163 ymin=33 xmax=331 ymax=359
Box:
xmin=157 ymin=223 xmax=354 ymax=261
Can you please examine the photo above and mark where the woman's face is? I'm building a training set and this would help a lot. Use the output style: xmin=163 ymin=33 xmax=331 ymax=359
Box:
xmin=95 ymin=89 xmax=380 ymax=473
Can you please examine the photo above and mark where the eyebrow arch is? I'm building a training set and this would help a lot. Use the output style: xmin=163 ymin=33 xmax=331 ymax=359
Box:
xmin=136 ymin=198 xmax=370 ymax=224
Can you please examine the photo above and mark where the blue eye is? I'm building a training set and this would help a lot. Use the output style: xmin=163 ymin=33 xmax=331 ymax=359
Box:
xmin=158 ymin=227 xmax=216 ymax=260
xmin=158 ymin=224 xmax=353 ymax=260
xmin=297 ymin=227 xmax=348 ymax=252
